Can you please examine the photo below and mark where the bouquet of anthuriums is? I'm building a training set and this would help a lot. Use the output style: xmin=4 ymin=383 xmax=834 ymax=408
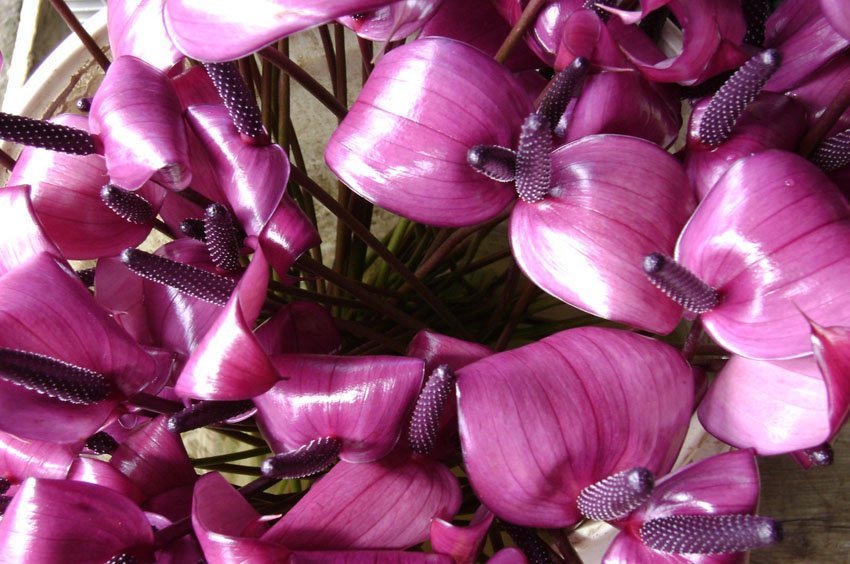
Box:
xmin=0 ymin=0 xmax=849 ymax=561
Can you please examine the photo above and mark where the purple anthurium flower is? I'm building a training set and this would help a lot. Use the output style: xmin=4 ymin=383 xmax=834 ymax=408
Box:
xmin=0 ymin=184 xmax=62 ymax=270
xmin=606 ymin=0 xmax=749 ymax=85
xmin=699 ymin=320 xmax=850 ymax=456
xmin=339 ymin=0 xmax=444 ymax=41
xmin=821 ymin=0 xmax=850 ymax=40
xmin=456 ymin=327 xmax=694 ymax=528
xmin=255 ymin=300 xmax=342 ymax=355
xmin=0 ymin=430 xmax=77 ymax=485
xmin=108 ymin=0 xmax=184 ymax=71
xmin=6 ymin=114 xmax=166 ymax=259
xmin=510 ymin=134 xmax=694 ymax=334
xmin=162 ymin=0 xmax=397 ymax=62
xmin=254 ymin=354 xmax=424 ymax=462
xmin=674 ymin=150 xmax=850 ymax=359
xmin=90 ymin=55 xmax=191 ymax=191
xmin=0 ymin=478 xmax=156 ymax=562
xmin=603 ymin=450 xmax=780 ymax=562
xmin=325 ymin=37 xmax=532 ymax=227
xmin=430 ymin=506 xmax=494 ymax=564
xmin=0 ymin=254 xmax=157 ymax=443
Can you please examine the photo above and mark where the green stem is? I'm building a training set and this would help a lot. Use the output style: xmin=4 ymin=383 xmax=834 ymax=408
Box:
xmin=375 ymin=218 xmax=411 ymax=287
xmin=211 ymin=428 xmax=268 ymax=447
xmin=193 ymin=447 xmax=270 ymax=468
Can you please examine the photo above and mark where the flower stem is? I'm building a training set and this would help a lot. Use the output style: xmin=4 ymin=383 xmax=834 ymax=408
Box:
xmin=494 ymin=0 xmax=548 ymax=64
xmin=211 ymin=428 xmax=268 ymax=447
xmin=0 ymin=148 xmax=15 ymax=171
xmin=494 ymin=277 xmax=540 ymax=350
xmin=318 ymin=25 xmax=338 ymax=93
xmin=128 ymin=392 xmax=182 ymax=415
xmin=259 ymin=46 xmax=348 ymax=119
xmin=193 ymin=447 xmax=270 ymax=468
xmin=48 ymin=0 xmax=110 ymax=70
xmin=799 ymin=78 xmax=850 ymax=156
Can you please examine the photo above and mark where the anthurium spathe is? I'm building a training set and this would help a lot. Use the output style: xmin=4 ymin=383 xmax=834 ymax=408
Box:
xmin=325 ymin=37 xmax=532 ymax=227
xmin=163 ymin=0 xmax=397 ymax=62
xmin=339 ymin=0 xmax=444 ymax=42
xmin=107 ymin=0 xmax=183 ymax=72
xmin=0 ymin=254 xmax=157 ymax=443
xmin=509 ymin=134 xmax=695 ymax=334
xmin=0 ymin=478 xmax=156 ymax=563
xmin=0 ymin=431 xmax=76 ymax=483
xmin=603 ymin=450 xmax=779 ymax=563
xmin=698 ymin=320 xmax=850 ymax=456
xmin=675 ymin=150 xmax=850 ymax=359
xmin=821 ymin=0 xmax=850 ymax=40
xmin=456 ymin=327 xmax=694 ymax=528
xmin=0 ymin=185 xmax=61 ymax=272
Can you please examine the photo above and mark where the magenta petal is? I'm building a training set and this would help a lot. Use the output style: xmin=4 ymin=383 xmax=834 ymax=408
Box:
xmin=489 ymin=548 xmax=527 ymax=563
xmin=175 ymin=242 xmax=277 ymax=400
xmin=510 ymin=135 xmax=694 ymax=334
xmin=457 ymin=327 xmax=693 ymax=527
xmin=8 ymin=114 xmax=162 ymax=259
xmin=811 ymin=322 xmax=850 ymax=433
xmin=698 ymin=356 xmax=831 ymax=454
xmin=255 ymin=301 xmax=340 ymax=355
xmin=254 ymin=354 xmax=423 ymax=461
xmin=260 ymin=195 xmax=321 ymax=278
xmin=90 ymin=56 xmax=191 ymax=190
xmin=604 ymin=530 xmax=741 ymax=564
xmin=430 ymin=506 xmax=493 ymax=564
xmin=186 ymin=104 xmax=289 ymax=236
xmin=678 ymin=150 xmax=850 ymax=359
xmin=0 ymin=255 xmax=156 ymax=443
xmin=164 ymin=0 xmax=395 ymax=61
xmin=264 ymin=451 xmax=461 ymax=550
xmin=406 ymin=329 xmax=492 ymax=373
xmin=821 ymin=0 xmax=850 ymax=40
xmin=292 ymin=551 xmax=452 ymax=563
xmin=0 ymin=478 xmax=154 ymax=563
xmin=68 ymin=457 xmax=143 ymax=503
xmin=192 ymin=472 xmax=289 ymax=562
xmin=340 ymin=0 xmax=444 ymax=41
xmin=326 ymin=37 xmax=530 ymax=227
xmin=107 ymin=0 xmax=183 ymax=71
xmin=0 ymin=185 xmax=61 ymax=274
xmin=0 ymin=431 xmax=76 ymax=481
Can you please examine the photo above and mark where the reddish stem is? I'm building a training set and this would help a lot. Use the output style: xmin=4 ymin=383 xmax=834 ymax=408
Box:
xmin=48 ymin=0 xmax=110 ymax=70
xmin=494 ymin=0 xmax=548 ymax=64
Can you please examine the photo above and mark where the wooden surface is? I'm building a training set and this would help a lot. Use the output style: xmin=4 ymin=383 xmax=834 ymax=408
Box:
xmin=752 ymin=427 xmax=850 ymax=562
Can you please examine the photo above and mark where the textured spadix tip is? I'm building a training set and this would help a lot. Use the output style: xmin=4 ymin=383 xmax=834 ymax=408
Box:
xmin=85 ymin=431 xmax=119 ymax=455
xmin=640 ymin=514 xmax=782 ymax=555
xmin=203 ymin=62 xmax=267 ymax=143
xmin=810 ymin=129 xmax=850 ymax=172
xmin=467 ymin=145 xmax=517 ymax=182
xmin=0 ymin=112 xmax=98 ymax=155
xmin=642 ymin=252 xmax=720 ymax=314
xmin=100 ymin=184 xmax=156 ymax=225
xmin=105 ymin=554 xmax=137 ymax=564
xmin=407 ymin=365 xmax=456 ymax=456
xmin=501 ymin=521 xmax=554 ymax=564
xmin=119 ymin=247 xmax=236 ymax=306
xmin=804 ymin=443 xmax=834 ymax=467
xmin=167 ymin=399 xmax=255 ymax=434
xmin=577 ymin=467 xmax=654 ymax=522
xmin=0 ymin=347 xmax=112 ymax=405
xmin=75 ymin=97 xmax=92 ymax=112
xmin=179 ymin=219 xmax=206 ymax=241
xmin=516 ymin=113 xmax=553 ymax=204
xmin=203 ymin=203 xmax=242 ymax=272
xmin=260 ymin=437 xmax=342 ymax=480
xmin=536 ymin=56 xmax=588 ymax=137
xmin=699 ymin=49 xmax=782 ymax=148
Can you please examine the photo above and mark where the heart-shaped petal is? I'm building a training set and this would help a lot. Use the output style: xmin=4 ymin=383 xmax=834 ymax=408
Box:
xmin=107 ymin=0 xmax=183 ymax=71
xmin=430 ymin=506 xmax=493 ymax=564
xmin=0 ymin=185 xmax=61 ymax=274
xmin=0 ymin=430 xmax=76 ymax=482
xmin=339 ymin=0 xmax=444 ymax=42
xmin=256 ymin=301 xmax=340 ymax=355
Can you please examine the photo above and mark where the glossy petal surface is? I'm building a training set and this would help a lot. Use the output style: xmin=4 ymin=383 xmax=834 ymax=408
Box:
xmin=256 ymin=301 xmax=340 ymax=355
xmin=326 ymin=37 xmax=530 ymax=227
xmin=260 ymin=195 xmax=321 ymax=278
xmin=406 ymin=330 xmax=492 ymax=373
xmin=265 ymin=451 xmax=461 ymax=550
xmin=340 ymin=0 xmax=443 ymax=41
xmin=510 ymin=135 xmax=694 ymax=334
xmin=430 ymin=506 xmax=493 ymax=564
xmin=255 ymin=354 xmax=423 ymax=461
xmin=457 ymin=327 xmax=694 ymax=527
xmin=0 ymin=185 xmax=60 ymax=274
xmin=107 ymin=0 xmax=183 ymax=71
xmin=677 ymin=150 xmax=850 ymax=359
xmin=0 ymin=431 xmax=76 ymax=481
xmin=91 ymin=56 xmax=190 ymax=190
xmin=164 ymin=0 xmax=395 ymax=61
xmin=821 ymin=0 xmax=850 ymax=40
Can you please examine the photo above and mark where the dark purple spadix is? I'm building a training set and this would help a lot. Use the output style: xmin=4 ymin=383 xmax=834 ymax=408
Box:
xmin=536 ymin=57 xmax=588 ymax=137
xmin=583 ymin=0 xmax=616 ymax=20
xmin=516 ymin=113 xmax=553 ymax=204
xmin=640 ymin=514 xmax=782 ymax=555
xmin=85 ymin=431 xmax=119 ymax=455
xmin=407 ymin=365 xmax=455 ymax=456
xmin=120 ymin=248 xmax=237 ymax=306
xmin=0 ymin=347 xmax=112 ymax=405
xmin=699 ymin=49 xmax=781 ymax=147
xmin=75 ymin=97 xmax=92 ymax=112
xmin=803 ymin=443 xmax=834 ymax=467
xmin=203 ymin=62 xmax=268 ymax=143
xmin=742 ymin=0 xmax=772 ymax=47
xmin=501 ymin=521 xmax=553 ymax=564
xmin=0 ymin=477 xmax=10 ymax=495
xmin=100 ymin=185 xmax=156 ymax=225
xmin=577 ymin=467 xmax=654 ymax=521
xmin=204 ymin=204 xmax=242 ymax=272
xmin=104 ymin=554 xmax=137 ymax=564
xmin=179 ymin=219 xmax=206 ymax=241
xmin=260 ymin=437 xmax=342 ymax=480
xmin=643 ymin=253 xmax=720 ymax=314
xmin=0 ymin=112 xmax=98 ymax=155
xmin=467 ymin=145 xmax=517 ymax=182
xmin=810 ymin=129 xmax=850 ymax=173
xmin=166 ymin=399 xmax=255 ymax=434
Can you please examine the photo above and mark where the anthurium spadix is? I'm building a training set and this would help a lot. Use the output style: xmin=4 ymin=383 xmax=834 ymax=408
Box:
xmin=456 ymin=327 xmax=694 ymax=528
xmin=163 ymin=0 xmax=397 ymax=62
xmin=0 ymin=254 xmax=157 ymax=443
xmin=326 ymin=37 xmax=532 ymax=227
xmin=673 ymin=150 xmax=850 ymax=359
xmin=603 ymin=450 xmax=781 ymax=563
xmin=510 ymin=134 xmax=695 ymax=334
xmin=699 ymin=321 xmax=850 ymax=456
